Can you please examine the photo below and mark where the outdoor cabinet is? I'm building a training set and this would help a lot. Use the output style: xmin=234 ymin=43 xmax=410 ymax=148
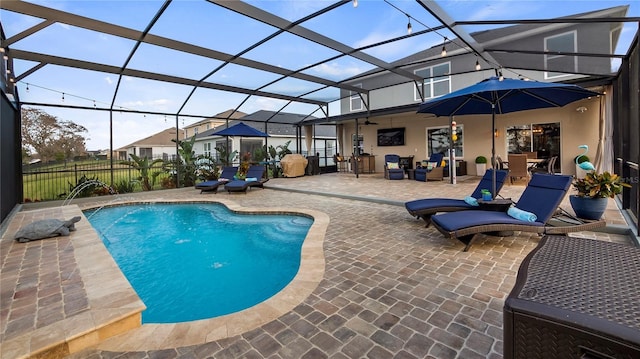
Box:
xmin=504 ymin=236 xmax=640 ymax=359
xmin=398 ymin=156 xmax=414 ymax=171
xmin=443 ymin=160 xmax=467 ymax=176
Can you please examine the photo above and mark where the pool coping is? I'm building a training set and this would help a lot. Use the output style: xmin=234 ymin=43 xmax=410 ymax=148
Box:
xmin=1 ymin=205 xmax=146 ymax=359
xmin=83 ymin=198 xmax=329 ymax=352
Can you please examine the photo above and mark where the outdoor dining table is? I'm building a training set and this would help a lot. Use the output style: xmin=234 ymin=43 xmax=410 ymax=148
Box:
xmin=502 ymin=157 xmax=545 ymax=169
xmin=502 ymin=158 xmax=545 ymax=166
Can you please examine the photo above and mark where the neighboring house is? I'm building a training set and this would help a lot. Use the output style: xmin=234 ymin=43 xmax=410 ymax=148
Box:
xmin=337 ymin=6 xmax=627 ymax=175
xmin=193 ymin=110 xmax=336 ymax=163
xmin=182 ymin=109 xmax=247 ymax=138
xmin=115 ymin=127 xmax=184 ymax=161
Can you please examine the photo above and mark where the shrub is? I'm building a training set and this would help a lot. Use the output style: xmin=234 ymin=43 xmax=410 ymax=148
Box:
xmin=475 ymin=156 xmax=488 ymax=164
xmin=114 ymin=179 xmax=136 ymax=194
xmin=574 ymin=155 xmax=590 ymax=164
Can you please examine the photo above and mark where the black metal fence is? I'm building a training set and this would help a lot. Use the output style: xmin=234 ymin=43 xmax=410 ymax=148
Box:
xmin=22 ymin=161 xmax=169 ymax=202
xmin=613 ymin=34 xmax=639 ymax=230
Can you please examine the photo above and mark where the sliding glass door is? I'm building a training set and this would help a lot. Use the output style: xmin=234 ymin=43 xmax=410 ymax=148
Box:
xmin=506 ymin=122 xmax=561 ymax=171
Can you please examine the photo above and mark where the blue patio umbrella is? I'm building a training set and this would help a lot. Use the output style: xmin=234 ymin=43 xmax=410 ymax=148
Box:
xmin=211 ymin=122 xmax=270 ymax=165
xmin=211 ymin=122 xmax=270 ymax=137
xmin=417 ymin=76 xmax=600 ymax=197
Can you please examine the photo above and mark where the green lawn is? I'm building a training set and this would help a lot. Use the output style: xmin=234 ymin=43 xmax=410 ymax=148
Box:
xmin=22 ymin=160 xmax=173 ymax=202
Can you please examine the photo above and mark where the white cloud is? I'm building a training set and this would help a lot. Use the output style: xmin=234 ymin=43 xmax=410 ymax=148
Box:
xmin=311 ymin=62 xmax=363 ymax=78
xmin=104 ymin=76 xmax=113 ymax=85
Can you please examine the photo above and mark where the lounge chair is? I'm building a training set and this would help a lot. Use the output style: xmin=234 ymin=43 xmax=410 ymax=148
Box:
xmin=224 ymin=165 xmax=269 ymax=193
xmin=194 ymin=166 xmax=238 ymax=193
xmin=404 ymin=169 xmax=509 ymax=226
xmin=430 ymin=173 xmax=606 ymax=251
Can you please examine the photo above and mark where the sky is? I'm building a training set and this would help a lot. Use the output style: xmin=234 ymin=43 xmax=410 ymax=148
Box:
xmin=2 ymin=0 xmax=638 ymax=150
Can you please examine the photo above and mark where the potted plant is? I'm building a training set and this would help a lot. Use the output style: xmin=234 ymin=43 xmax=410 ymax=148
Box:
xmin=475 ymin=156 xmax=487 ymax=176
xmin=569 ymin=171 xmax=630 ymax=220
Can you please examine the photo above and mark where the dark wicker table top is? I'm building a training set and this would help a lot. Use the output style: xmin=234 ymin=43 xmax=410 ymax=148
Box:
xmin=515 ymin=236 xmax=640 ymax=332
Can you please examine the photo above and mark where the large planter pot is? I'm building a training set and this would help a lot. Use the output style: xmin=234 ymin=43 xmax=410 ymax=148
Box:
xmin=569 ymin=195 xmax=608 ymax=220
xmin=476 ymin=163 xmax=486 ymax=176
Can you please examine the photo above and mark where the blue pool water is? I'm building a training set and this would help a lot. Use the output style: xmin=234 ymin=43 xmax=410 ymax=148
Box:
xmin=84 ymin=203 xmax=313 ymax=324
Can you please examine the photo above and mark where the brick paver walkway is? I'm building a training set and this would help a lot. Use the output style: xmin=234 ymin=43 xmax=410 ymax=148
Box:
xmin=2 ymin=173 xmax=635 ymax=359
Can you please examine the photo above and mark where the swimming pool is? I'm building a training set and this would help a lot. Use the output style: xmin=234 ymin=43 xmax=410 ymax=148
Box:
xmin=85 ymin=202 xmax=313 ymax=324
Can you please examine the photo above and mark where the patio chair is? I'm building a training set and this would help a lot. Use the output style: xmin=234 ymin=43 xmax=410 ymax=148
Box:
xmin=224 ymin=165 xmax=269 ymax=193
xmin=507 ymin=154 xmax=529 ymax=184
xmin=384 ymin=154 xmax=405 ymax=180
xmin=492 ymin=155 xmax=507 ymax=170
xmin=333 ymin=153 xmax=348 ymax=172
xmin=405 ymin=169 xmax=509 ymax=226
xmin=529 ymin=156 xmax=558 ymax=175
xmin=414 ymin=153 xmax=444 ymax=182
xmin=194 ymin=166 xmax=238 ymax=193
xmin=430 ymin=173 xmax=605 ymax=251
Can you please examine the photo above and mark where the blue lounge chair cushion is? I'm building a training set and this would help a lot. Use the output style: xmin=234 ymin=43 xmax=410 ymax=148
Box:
xmin=195 ymin=166 xmax=238 ymax=192
xmin=433 ymin=211 xmax=545 ymax=232
xmin=405 ymin=169 xmax=508 ymax=214
xmin=405 ymin=198 xmax=475 ymax=213
xmin=431 ymin=173 xmax=572 ymax=232
xmin=514 ymin=174 xmax=571 ymax=223
xmin=225 ymin=165 xmax=267 ymax=192
xmin=195 ymin=180 xmax=219 ymax=188
xmin=470 ymin=170 xmax=509 ymax=198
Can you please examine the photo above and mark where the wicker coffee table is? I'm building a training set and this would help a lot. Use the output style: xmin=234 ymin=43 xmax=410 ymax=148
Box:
xmin=504 ymin=235 xmax=640 ymax=359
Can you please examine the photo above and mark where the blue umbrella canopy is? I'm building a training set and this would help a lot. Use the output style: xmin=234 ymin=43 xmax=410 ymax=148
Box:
xmin=211 ymin=122 xmax=270 ymax=137
xmin=417 ymin=76 xmax=600 ymax=116
xmin=417 ymin=76 xmax=600 ymax=197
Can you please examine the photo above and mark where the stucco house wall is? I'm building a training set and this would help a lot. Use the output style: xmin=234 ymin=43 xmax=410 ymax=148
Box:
xmin=339 ymin=93 xmax=600 ymax=176
xmin=336 ymin=7 xmax=620 ymax=176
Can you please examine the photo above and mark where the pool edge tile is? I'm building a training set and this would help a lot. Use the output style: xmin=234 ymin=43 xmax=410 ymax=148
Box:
xmin=94 ymin=199 xmax=329 ymax=351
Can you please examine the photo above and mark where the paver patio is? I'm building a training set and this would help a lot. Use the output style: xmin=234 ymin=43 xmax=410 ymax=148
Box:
xmin=1 ymin=173 xmax=635 ymax=359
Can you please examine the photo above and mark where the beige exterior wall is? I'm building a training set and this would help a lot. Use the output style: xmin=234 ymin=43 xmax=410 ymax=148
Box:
xmin=339 ymin=95 xmax=602 ymax=177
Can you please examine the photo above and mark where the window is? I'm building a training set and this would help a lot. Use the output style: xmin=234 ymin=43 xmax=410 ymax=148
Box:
xmin=506 ymin=123 xmax=560 ymax=170
xmin=206 ymin=123 xmax=210 ymax=130
xmin=139 ymin=147 xmax=153 ymax=159
xmin=352 ymin=134 xmax=363 ymax=155
xmin=194 ymin=127 xmax=199 ymax=134
xmin=426 ymin=125 xmax=463 ymax=159
xmin=545 ymin=31 xmax=576 ymax=79
xmin=204 ymin=142 xmax=212 ymax=157
xmin=240 ymin=139 xmax=263 ymax=159
xmin=350 ymin=84 xmax=363 ymax=111
xmin=415 ymin=62 xmax=451 ymax=101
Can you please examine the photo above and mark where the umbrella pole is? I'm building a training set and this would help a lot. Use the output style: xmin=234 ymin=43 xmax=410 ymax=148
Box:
xmin=449 ymin=116 xmax=456 ymax=184
xmin=491 ymin=105 xmax=497 ymax=199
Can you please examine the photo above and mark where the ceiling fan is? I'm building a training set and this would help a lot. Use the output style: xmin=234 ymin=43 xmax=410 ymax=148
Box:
xmin=364 ymin=119 xmax=378 ymax=125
